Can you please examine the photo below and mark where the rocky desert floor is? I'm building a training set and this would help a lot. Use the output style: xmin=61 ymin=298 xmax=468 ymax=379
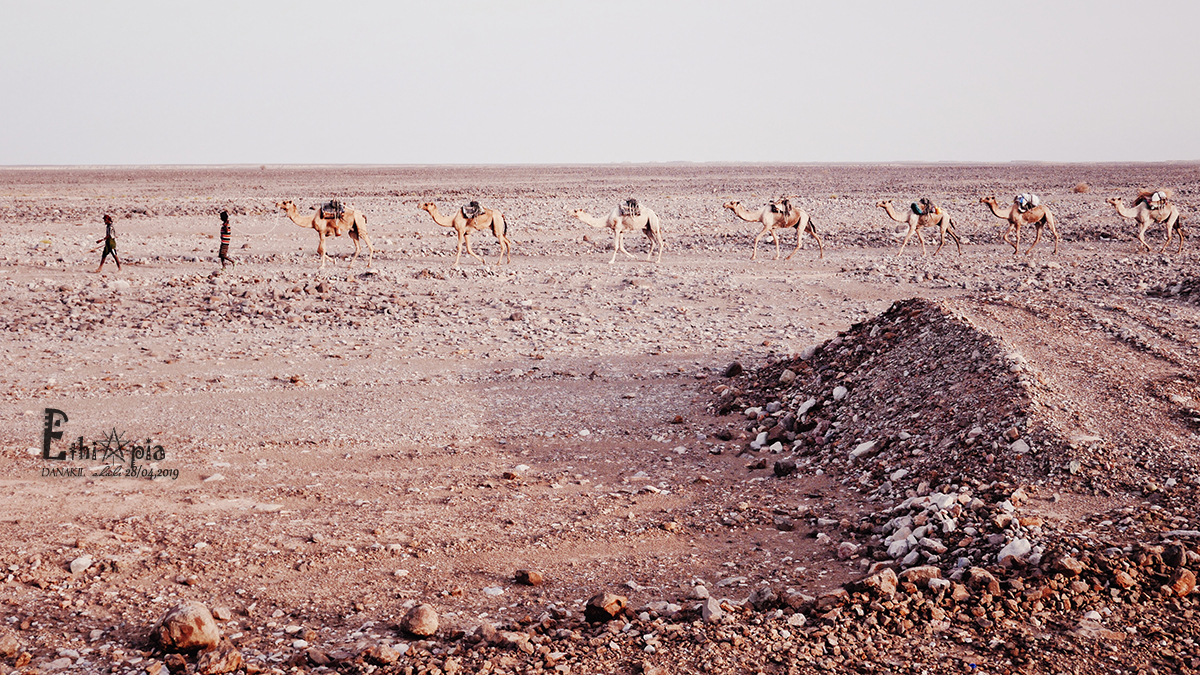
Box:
xmin=0 ymin=164 xmax=1198 ymax=675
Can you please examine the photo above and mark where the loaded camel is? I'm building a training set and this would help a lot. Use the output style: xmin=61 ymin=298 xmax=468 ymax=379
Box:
xmin=980 ymin=196 xmax=1060 ymax=255
xmin=570 ymin=200 xmax=666 ymax=264
xmin=723 ymin=198 xmax=824 ymax=260
xmin=418 ymin=202 xmax=513 ymax=267
xmin=1106 ymin=191 xmax=1186 ymax=254
xmin=275 ymin=200 xmax=373 ymax=270
xmin=875 ymin=199 xmax=962 ymax=256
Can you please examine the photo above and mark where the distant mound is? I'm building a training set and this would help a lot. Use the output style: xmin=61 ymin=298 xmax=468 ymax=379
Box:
xmin=712 ymin=297 xmax=1066 ymax=499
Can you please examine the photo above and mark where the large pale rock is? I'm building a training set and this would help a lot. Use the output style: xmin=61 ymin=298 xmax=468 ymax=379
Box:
xmin=997 ymin=538 xmax=1032 ymax=565
xmin=899 ymin=565 xmax=942 ymax=587
xmin=584 ymin=592 xmax=627 ymax=623
xmin=965 ymin=567 xmax=1000 ymax=596
xmin=69 ymin=555 xmax=93 ymax=574
xmin=862 ymin=568 xmax=897 ymax=596
xmin=154 ymin=602 xmax=220 ymax=652
xmin=700 ymin=598 xmax=724 ymax=623
xmin=401 ymin=603 xmax=439 ymax=637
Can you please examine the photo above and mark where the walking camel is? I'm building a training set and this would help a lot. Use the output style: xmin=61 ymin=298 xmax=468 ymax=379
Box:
xmin=570 ymin=202 xmax=666 ymax=264
xmin=980 ymin=196 xmax=1060 ymax=255
xmin=418 ymin=202 xmax=513 ymax=267
xmin=1106 ymin=193 xmax=1186 ymax=254
xmin=724 ymin=199 xmax=824 ymax=260
xmin=275 ymin=200 xmax=373 ymax=270
xmin=875 ymin=200 xmax=962 ymax=256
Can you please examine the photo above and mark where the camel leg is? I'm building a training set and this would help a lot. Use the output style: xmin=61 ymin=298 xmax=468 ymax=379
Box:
xmin=620 ymin=226 xmax=637 ymax=260
xmin=453 ymin=232 xmax=466 ymax=268
xmin=751 ymin=226 xmax=770 ymax=261
xmin=609 ymin=229 xmax=620 ymax=265
xmin=1045 ymin=216 xmax=1060 ymax=255
xmin=1137 ymin=221 xmax=1151 ymax=253
xmin=497 ymin=233 xmax=512 ymax=264
xmin=947 ymin=226 xmax=962 ymax=255
xmin=317 ymin=232 xmax=328 ymax=270
xmin=652 ymin=227 xmax=664 ymax=264
xmin=786 ymin=224 xmax=804 ymax=260
xmin=916 ymin=227 xmax=929 ymax=256
xmin=933 ymin=226 xmax=947 ymax=256
xmin=1024 ymin=225 xmax=1043 ymax=255
xmin=358 ymin=226 xmax=374 ymax=268
xmin=464 ymin=233 xmax=487 ymax=265
xmin=1158 ymin=215 xmax=1176 ymax=254
xmin=644 ymin=226 xmax=656 ymax=262
xmin=897 ymin=225 xmax=916 ymax=256
xmin=772 ymin=228 xmax=782 ymax=261
xmin=809 ymin=225 xmax=824 ymax=259
xmin=348 ymin=235 xmax=360 ymax=269
xmin=1006 ymin=225 xmax=1021 ymax=255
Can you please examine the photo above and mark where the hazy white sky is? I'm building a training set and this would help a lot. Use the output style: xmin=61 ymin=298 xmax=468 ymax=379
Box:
xmin=3 ymin=1 xmax=1198 ymax=165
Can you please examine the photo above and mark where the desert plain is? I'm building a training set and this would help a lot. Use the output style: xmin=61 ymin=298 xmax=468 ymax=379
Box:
xmin=0 ymin=163 xmax=1199 ymax=675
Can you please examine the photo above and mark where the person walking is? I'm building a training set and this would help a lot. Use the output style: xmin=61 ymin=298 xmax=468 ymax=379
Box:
xmin=94 ymin=214 xmax=121 ymax=273
xmin=218 ymin=210 xmax=235 ymax=269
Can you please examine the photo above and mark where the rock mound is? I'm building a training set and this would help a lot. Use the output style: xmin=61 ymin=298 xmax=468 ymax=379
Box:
xmin=717 ymin=297 xmax=1059 ymax=497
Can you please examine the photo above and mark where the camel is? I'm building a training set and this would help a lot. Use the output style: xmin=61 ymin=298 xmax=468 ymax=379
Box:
xmin=1107 ymin=194 xmax=1186 ymax=254
xmin=418 ymin=202 xmax=513 ymax=267
xmin=275 ymin=200 xmax=373 ymax=270
xmin=980 ymin=196 xmax=1060 ymax=255
xmin=723 ymin=199 xmax=824 ymax=260
xmin=875 ymin=199 xmax=962 ymax=256
xmin=570 ymin=201 xmax=666 ymax=264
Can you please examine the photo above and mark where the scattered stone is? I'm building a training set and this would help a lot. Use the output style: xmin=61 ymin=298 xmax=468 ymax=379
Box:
xmin=700 ymin=597 xmax=724 ymax=623
xmin=1168 ymin=569 xmax=1196 ymax=597
xmin=861 ymin=568 xmax=897 ymax=596
xmin=363 ymin=644 xmax=400 ymax=665
xmin=401 ymin=603 xmax=439 ymax=637
xmin=194 ymin=639 xmax=242 ymax=675
xmin=0 ymin=633 xmax=20 ymax=658
xmin=723 ymin=362 xmax=743 ymax=378
xmin=69 ymin=554 xmax=93 ymax=574
xmin=584 ymin=592 xmax=627 ymax=623
xmin=153 ymin=601 xmax=220 ymax=652
xmin=998 ymin=538 xmax=1032 ymax=565
xmin=773 ymin=459 xmax=796 ymax=477
xmin=515 ymin=569 xmax=544 ymax=586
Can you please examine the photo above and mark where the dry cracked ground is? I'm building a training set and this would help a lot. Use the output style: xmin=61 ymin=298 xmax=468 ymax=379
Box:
xmin=0 ymin=164 xmax=1198 ymax=675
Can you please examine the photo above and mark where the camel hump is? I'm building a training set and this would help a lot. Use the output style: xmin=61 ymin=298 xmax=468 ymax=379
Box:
xmin=319 ymin=200 xmax=344 ymax=220
xmin=619 ymin=198 xmax=641 ymax=217
xmin=770 ymin=198 xmax=791 ymax=214
xmin=1135 ymin=189 xmax=1171 ymax=209
xmin=1014 ymin=193 xmax=1040 ymax=213
xmin=461 ymin=201 xmax=483 ymax=219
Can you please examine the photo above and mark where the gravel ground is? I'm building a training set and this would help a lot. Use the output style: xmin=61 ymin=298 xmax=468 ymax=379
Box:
xmin=0 ymin=164 xmax=1197 ymax=675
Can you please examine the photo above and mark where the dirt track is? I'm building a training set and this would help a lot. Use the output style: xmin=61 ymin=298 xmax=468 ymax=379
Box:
xmin=1 ymin=164 xmax=1198 ymax=674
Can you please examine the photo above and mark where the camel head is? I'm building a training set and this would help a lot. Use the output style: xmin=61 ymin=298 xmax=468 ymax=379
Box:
xmin=418 ymin=202 xmax=437 ymax=214
xmin=875 ymin=200 xmax=892 ymax=209
xmin=722 ymin=200 xmax=740 ymax=210
xmin=980 ymin=196 xmax=998 ymax=206
xmin=1106 ymin=197 xmax=1122 ymax=207
xmin=275 ymin=200 xmax=295 ymax=212
xmin=569 ymin=208 xmax=587 ymax=220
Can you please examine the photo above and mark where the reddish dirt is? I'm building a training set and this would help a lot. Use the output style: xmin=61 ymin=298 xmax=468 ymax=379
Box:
xmin=0 ymin=164 xmax=1198 ymax=674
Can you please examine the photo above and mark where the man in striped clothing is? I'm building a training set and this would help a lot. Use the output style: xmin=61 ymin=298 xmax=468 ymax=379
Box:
xmin=218 ymin=210 xmax=235 ymax=269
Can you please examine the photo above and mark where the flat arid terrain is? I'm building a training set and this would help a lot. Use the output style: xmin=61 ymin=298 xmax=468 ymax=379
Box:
xmin=1 ymin=164 xmax=1199 ymax=675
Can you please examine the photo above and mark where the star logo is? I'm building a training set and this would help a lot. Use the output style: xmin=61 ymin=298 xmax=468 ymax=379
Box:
xmin=96 ymin=428 xmax=130 ymax=465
